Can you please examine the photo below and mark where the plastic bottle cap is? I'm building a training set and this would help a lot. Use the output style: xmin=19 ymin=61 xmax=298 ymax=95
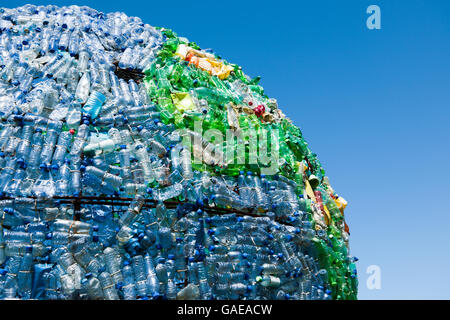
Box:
xmin=157 ymin=258 xmax=165 ymax=264
xmin=85 ymin=272 xmax=93 ymax=279
xmin=98 ymin=267 xmax=106 ymax=274
xmin=168 ymin=254 xmax=175 ymax=260
xmin=123 ymin=261 xmax=130 ymax=266
xmin=120 ymin=145 xmax=126 ymax=149
xmin=25 ymin=246 xmax=33 ymax=253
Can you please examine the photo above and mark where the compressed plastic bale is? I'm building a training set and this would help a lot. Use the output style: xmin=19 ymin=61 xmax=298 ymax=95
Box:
xmin=0 ymin=4 xmax=357 ymax=300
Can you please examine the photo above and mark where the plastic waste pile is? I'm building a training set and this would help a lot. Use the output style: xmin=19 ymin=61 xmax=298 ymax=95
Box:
xmin=0 ymin=5 xmax=358 ymax=300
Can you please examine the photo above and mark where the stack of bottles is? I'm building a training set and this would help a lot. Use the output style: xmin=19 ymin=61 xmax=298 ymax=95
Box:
xmin=0 ymin=4 xmax=357 ymax=300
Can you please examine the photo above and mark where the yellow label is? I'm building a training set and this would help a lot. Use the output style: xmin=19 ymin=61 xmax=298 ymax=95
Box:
xmin=304 ymin=179 xmax=316 ymax=201
xmin=323 ymin=205 xmax=331 ymax=225
xmin=171 ymin=92 xmax=196 ymax=112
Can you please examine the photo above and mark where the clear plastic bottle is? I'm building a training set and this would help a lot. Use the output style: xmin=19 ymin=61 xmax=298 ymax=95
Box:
xmin=132 ymin=255 xmax=147 ymax=298
xmin=122 ymin=260 xmax=136 ymax=300
xmin=98 ymin=267 xmax=119 ymax=300
xmin=84 ymin=272 xmax=103 ymax=300
xmin=17 ymin=246 xmax=33 ymax=299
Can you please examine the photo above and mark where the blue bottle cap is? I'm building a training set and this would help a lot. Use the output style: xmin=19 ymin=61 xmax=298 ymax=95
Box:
xmin=85 ymin=272 xmax=93 ymax=279
xmin=157 ymin=258 xmax=165 ymax=264
xmin=45 ymin=233 xmax=52 ymax=240
xmin=123 ymin=260 xmax=130 ymax=266
xmin=188 ymin=257 xmax=195 ymax=263
xmin=239 ymin=170 xmax=244 ymax=175
xmin=51 ymin=164 xmax=59 ymax=171
xmin=98 ymin=267 xmax=106 ymax=274
xmin=168 ymin=254 xmax=175 ymax=260
xmin=25 ymin=246 xmax=33 ymax=253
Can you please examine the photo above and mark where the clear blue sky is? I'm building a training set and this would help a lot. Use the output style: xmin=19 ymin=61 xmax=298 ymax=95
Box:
xmin=6 ymin=0 xmax=450 ymax=299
